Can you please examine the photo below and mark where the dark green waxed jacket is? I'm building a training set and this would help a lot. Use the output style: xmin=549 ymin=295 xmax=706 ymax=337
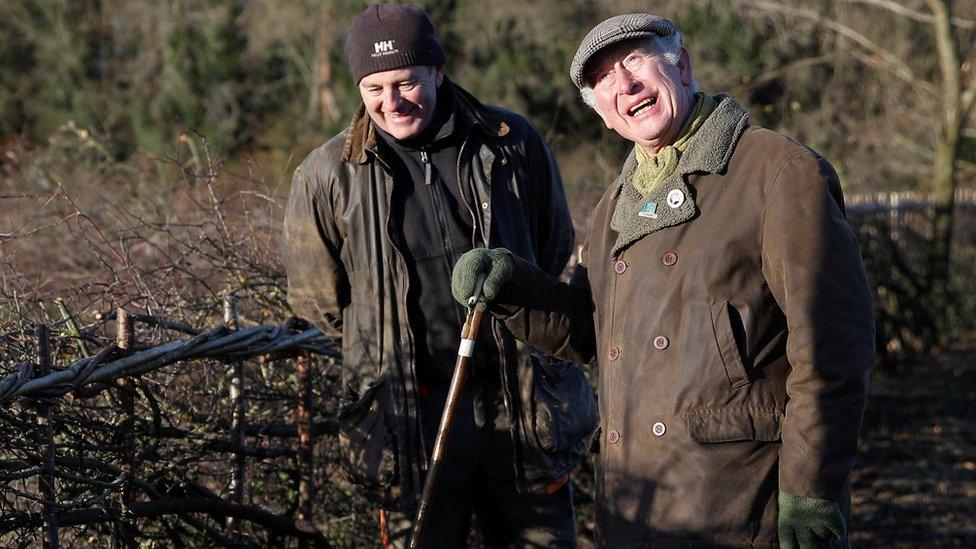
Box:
xmin=493 ymin=95 xmax=875 ymax=547
xmin=282 ymin=80 xmax=595 ymax=513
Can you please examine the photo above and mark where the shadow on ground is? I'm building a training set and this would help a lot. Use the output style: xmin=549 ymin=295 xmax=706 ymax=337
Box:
xmin=852 ymin=345 xmax=976 ymax=546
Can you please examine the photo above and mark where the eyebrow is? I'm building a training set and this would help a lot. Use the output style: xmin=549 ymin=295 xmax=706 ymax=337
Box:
xmin=584 ymin=46 xmax=656 ymax=84
xmin=583 ymin=63 xmax=606 ymax=86
xmin=361 ymin=75 xmax=421 ymax=89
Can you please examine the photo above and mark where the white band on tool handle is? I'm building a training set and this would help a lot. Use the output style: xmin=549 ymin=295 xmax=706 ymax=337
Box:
xmin=458 ymin=339 xmax=476 ymax=357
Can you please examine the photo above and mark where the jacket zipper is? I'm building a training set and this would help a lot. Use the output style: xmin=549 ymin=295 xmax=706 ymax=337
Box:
xmin=420 ymin=149 xmax=472 ymax=398
xmin=420 ymin=150 xmax=433 ymax=186
xmin=454 ymin=137 xmax=481 ymax=247
xmin=421 ymin=148 xmax=458 ymax=283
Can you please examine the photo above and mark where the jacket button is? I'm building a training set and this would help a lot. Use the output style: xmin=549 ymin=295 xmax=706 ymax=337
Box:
xmin=653 ymin=336 xmax=669 ymax=350
xmin=652 ymin=422 xmax=667 ymax=437
xmin=607 ymin=345 xmax=621 ymax=361
xmin=662 ymin=251 xmax=678 ymax=266
xmin=608 ymin=430 xmax=621 ymax=444
xmin=613 ymin=260 xmax=627 ymax=274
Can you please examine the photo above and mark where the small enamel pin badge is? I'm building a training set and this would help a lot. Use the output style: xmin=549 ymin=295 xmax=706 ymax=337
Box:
xmin=667 ymin=189 xmax=685 ymax=208
xmin=638 ymin=200 xmax=658 ymax=219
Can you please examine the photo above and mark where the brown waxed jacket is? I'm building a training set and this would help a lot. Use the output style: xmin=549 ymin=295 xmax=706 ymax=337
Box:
xmin=282 ymin=81 xmax=594 ymax=513
xmin=496 ymin=95 xmax=875 ymax=546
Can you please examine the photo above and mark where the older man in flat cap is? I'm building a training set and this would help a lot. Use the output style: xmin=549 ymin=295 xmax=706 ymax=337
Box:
xmin=453 ymin=13 xmax=875 ymax=548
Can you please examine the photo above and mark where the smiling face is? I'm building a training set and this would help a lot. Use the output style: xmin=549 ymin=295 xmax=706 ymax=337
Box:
xmin=585 ymin=38 xmax=696 ymax=154
xmin=358 ymin=65 xmax=444 ymax=140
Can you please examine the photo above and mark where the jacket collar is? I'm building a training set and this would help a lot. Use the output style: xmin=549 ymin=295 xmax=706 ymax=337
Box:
xmin=608 ymin=94 xmax=750 ymax=257
xmin=341 ymin=79 xmax=510 ymax=165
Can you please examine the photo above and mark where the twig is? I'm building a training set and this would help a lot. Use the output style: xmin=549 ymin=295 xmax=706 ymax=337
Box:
xmin=56 ymin=298 xmax=91 ymax=358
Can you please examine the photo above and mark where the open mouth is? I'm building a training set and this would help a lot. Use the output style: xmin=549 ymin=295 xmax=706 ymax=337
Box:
xmin=627 ymin=96 xmax=657 ymax=117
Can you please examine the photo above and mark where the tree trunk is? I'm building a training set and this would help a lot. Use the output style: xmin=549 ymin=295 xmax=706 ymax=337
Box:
xmin=926 ymin=127 xmax=960 ymax=345
xmin=923 ymin=0 xmax=967 ymax=347
xmin=314 ymin=6 xmax=341 ymax=127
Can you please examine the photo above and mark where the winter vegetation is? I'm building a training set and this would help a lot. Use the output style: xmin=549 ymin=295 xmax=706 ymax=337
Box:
xmin=1 ymin=0 xmax=974 ymax=545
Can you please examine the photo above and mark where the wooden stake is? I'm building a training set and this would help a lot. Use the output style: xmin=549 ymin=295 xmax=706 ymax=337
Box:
xmin=296 ymin=351 xmax=314 ymax=538
xmin=224 ymin=295 xmax=245 ymax=538
xmin=36 ymin=324 xmax=58 ymax=548
xmin=117 ymin=309 xmax=137 ymax=548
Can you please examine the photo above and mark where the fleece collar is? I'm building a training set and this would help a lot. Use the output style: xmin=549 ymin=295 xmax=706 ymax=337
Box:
xmin=608 ymin=93 xmax=750 ymax=257
xmin=341 ymin=78 xmax=510 ymax=165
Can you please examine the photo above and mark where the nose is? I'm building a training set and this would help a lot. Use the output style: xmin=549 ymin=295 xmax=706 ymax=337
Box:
xmin=616 ymin=67 xmax=638 ymax=94
xmin=381 ymin=87 xmax=402 ymax=113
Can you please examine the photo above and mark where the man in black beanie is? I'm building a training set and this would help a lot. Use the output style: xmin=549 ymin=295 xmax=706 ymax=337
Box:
xmin=282 ymin=3 xmax=591 ymax=546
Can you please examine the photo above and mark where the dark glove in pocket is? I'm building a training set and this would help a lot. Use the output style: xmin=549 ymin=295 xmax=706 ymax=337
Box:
xmin=337 ymin=377 xmax=398 ymax=502
xmin=532 ymin=354 xmax=598 ymax=455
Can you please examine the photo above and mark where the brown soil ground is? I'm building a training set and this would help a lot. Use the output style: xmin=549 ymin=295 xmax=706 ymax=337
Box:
xmin=852 ymin=345 xmax=976 ymax=547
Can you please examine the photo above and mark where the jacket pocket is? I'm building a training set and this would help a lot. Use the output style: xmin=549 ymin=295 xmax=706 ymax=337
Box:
xmin=685 ymin=407 xmax=782 ymax=443
xmin=336 ymin=377 xmax=397 ymax=499
xmin=709 ymin=300 xmax=751 ymax=389
xmin=531 ymin=354 xmax=599 ymax=455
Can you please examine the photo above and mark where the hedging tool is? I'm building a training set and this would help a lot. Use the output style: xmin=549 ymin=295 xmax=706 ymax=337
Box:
xmin=408 ymin=273 xmax=486 ymax=548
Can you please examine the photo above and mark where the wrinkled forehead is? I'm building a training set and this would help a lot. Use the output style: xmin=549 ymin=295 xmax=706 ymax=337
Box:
xmin=582 ymin=37 xmax=660 ymax=84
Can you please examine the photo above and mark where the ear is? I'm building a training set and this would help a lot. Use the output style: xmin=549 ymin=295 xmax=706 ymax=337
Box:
xmin=677 ymin=46 xmax=694 ymax=87
xmin=434 ymin=65 xmax=446 ymax=87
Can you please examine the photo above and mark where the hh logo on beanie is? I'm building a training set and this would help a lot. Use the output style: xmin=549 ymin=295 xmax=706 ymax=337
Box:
xmin=373 ymin=40 xmax=398 ymax=56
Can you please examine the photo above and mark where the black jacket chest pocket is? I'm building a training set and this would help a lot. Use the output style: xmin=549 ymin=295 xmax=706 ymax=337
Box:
xmin=709 ymin=300 xmax=751 ymax=389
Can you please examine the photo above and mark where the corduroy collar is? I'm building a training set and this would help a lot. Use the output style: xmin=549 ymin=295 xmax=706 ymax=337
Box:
xmin=341 ymin=78 xmax=510 ymax=165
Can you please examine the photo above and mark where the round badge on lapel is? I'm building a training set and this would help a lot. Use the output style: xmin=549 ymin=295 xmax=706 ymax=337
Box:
xmin=666 ymin=189 xmax=685 ymax=209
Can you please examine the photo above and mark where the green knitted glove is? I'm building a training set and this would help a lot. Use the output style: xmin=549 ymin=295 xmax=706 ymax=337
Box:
xmin=451 ymin=248 xmax=514 ymax=310
xmin=778 ymin=492 xmax=846 ymax=549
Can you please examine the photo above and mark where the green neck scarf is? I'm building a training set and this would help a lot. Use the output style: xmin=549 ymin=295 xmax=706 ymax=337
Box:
xmin=631 ymin=92 xmax=717 ymax=196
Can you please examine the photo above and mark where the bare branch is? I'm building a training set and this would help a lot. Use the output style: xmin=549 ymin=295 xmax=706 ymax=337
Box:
xmin=735 ymin=0 xmax=938 ymax=98
xmin=0 ymin=498 xmax=331 ymax=545
xmin=733 ymin=54 xmax=836 ymax=94
xmin=962 ymin=66 xmax=976 ymax=116
xmin=925 ymin=0 xmax=962 ymax=121
xmin=842 ymin=0 xmax=976 ymax=29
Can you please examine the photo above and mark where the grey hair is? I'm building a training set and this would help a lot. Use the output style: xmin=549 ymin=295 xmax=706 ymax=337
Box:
xmin=580 ymin=87 xmax=597 ymax=108
xmin=579 ymin=31 xmax=698 ymax=108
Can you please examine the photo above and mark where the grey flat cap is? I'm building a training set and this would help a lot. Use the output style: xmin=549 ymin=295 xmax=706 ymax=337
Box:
xmin=570 ymin=13 xmax=679 ymax=89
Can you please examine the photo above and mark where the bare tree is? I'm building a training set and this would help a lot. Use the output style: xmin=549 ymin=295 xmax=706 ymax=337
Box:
xmin=922 ymin=0 xmax=976 ymax=328
xmin=735 ymin=0 xmax=976 ymax=347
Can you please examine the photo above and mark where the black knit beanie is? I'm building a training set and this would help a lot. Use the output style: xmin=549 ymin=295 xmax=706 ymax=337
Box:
xmin=344 ymin=3 xmax=447 ymax=83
